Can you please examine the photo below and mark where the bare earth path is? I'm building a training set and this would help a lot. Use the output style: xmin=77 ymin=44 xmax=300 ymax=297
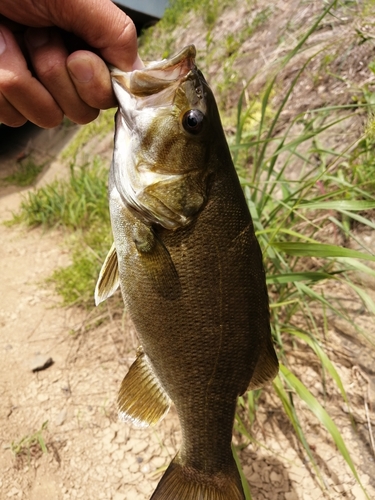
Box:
xmin=1 ymin=127 xmax=375 ymax=500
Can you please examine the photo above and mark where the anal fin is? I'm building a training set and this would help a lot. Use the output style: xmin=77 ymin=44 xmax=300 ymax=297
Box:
xmin=95 ymin=242 xmax=120 ymax=306
xmin=118 ymin=348 xmax=171 ymax=427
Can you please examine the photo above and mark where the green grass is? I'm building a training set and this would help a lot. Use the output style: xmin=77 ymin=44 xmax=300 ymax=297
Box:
xmin=10 ymin=159 xmax=109 ymax=230
xmin=9 ymin=158 xmax=112 ymax=308
xmin=47 ymin=224 xmax=112 ymax=307
xmin=228 ymin=1 xmax=375 ymax=497
xmin=10 ymin=421 xmax=49 ymax=464
xmin=2 ymin=157 xmax=45 ymax=187
xmin=139 ymin=0 xmax=231 ymax=60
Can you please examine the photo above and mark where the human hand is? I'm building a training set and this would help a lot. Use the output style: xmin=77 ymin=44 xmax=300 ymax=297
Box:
xmin=0 ymin=0 xmax=140 ymax=128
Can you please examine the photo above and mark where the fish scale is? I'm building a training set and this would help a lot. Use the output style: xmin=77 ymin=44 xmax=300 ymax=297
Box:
xmin=95 ymin=45 xmax=279 ymax=500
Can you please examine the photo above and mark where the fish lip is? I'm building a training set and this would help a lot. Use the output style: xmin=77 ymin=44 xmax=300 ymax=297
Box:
xmin=110 ymin=45 xmax=197 ymax=97
xmin=144 ymin=44 xmax=196 ymax=72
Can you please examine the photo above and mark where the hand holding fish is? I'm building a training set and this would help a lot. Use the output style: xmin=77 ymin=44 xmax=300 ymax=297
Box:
xmin=0 ymin=0 xmax=139 ymax=128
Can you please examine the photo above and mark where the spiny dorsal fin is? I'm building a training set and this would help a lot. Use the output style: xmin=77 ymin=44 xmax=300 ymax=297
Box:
xmin=95 ymin=242 xmax=120 ymax=306
xmin=118 ymin=348 xmax=171 ymax=428
xmin=248 ymin=337 xmax=279 ymax=391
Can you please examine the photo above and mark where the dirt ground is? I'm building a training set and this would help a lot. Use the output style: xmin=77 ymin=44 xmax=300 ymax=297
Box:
xmin=0 ymin=122 xmax=374 ymax=500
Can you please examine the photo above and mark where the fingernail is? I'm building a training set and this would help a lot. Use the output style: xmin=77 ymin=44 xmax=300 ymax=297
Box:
xmin=68 ymin=58 xmax=94 ymax=83
xmin=27 ymin=28 xmax=49 ymax=48
xmin=0 ymin=29 xmax=6 ymax=56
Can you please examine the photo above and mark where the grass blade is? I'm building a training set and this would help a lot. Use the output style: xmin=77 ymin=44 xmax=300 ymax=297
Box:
xmin=279 ymin=364 xmax=369 ymax=498
xmin=272 ymin=242 xmax=375 ymax=261
xmin=266 ymin=271 xmax=339 ymax=285
xmin=300 ymin=200 xmax=375 ymax=211
xmin=232 ymin=444 xmax=253 ymax=500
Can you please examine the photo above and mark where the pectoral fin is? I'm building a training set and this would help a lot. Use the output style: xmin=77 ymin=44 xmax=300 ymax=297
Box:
xmin=132 ymin=223 xmax=181 ymax=300
xmin=118 ymin=348 xmax=171 ymax=427
xmin=95 ymin=243 xmax=120 ymax=306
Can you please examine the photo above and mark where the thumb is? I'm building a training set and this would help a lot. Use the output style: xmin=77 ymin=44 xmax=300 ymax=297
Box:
xmin=53 ymin=0 xmax=139 ymax=70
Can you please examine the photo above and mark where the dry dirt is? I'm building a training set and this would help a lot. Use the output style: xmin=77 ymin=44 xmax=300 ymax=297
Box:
xmin=0 ymin=120 xmax=374 ymax=500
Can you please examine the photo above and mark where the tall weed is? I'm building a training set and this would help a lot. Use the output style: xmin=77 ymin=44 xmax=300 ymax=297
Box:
xmin=231 ymin=1 xmax=375 ymax=496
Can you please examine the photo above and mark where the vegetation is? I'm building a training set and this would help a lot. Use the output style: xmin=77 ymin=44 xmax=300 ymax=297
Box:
xmin=9 ymin=0 xmax=375 ymax=496
xmin=10 ymin=160 xmax=112 ymax=307
xmin=2 ymin=157 xmax=45 ymax=187
xmin=10 ymin=421 xmax=49 ymax=465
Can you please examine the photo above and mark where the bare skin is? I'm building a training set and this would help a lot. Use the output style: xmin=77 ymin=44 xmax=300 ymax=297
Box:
xmin=0 ymin=0 xmax=140 ymax=128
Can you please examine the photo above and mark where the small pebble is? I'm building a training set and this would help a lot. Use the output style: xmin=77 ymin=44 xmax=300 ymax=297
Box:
xmin=55 ymin=409 xmax=67 ymax=426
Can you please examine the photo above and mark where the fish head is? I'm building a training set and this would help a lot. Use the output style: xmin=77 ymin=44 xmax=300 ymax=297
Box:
xmin=110 ymin=45 xmax=222 ymax=229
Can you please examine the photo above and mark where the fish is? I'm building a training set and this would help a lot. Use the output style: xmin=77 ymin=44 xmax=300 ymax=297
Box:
xmin=95 ymin=45 xmax=279 ymax=500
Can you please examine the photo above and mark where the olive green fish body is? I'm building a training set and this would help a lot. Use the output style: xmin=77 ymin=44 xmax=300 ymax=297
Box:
xmin=96 ymin=45 xmax=278 ymax=500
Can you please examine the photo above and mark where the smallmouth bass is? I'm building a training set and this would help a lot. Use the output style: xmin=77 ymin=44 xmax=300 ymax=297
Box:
xmin=96 ymin=45 xmax=278 ymax=500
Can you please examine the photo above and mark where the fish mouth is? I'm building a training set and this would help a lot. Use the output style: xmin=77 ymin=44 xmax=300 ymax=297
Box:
xmin=110 ymin=45 xmax=197 ymax=102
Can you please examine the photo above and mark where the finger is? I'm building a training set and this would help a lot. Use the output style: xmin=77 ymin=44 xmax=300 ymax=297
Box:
xmin=0 ymin=94 xmax=27 ymax=127
xmin=67 ymin=50 xmax=117 ymax=110
xmin=26 ymin=27 xmax=99 ymax=124
xmin=0 ymin=24 xmax=63 ymax=128
xmin=50 ymin=0 xmax=139 ymax=71
xmin=1 ymin=0 xmax=139 ymax=70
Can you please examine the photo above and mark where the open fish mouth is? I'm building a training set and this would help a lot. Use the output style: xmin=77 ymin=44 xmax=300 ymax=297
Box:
xmin=110 ymin=45 xmax=197 ymax=107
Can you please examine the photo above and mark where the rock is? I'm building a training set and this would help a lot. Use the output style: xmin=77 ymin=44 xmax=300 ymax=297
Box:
xmin=129 ymin=461 xmax=139 ymax=473
xmin=55 ymin=409 xmax=67 ymax=426
xmin=285 ymin=492 xmax=298 ymax=500
xmin=30 ymin=354 xmax=54 ymax=372
xmin=270 ymin=470 xmax=282 ymax=484
xmin=37 ymin=393 xmax=49 ymax=402
xmin=132 ymin=440 xmax=148 ymax=455
xmin=124 ymin=486 xmax=138 ymax=500
xmin=6 ymin=487 xmax=21 ymax=497
xmin=112 ymin=493 xmax=126 ymax=500
xmin=151 ymin=456 xmax=166 ymax=469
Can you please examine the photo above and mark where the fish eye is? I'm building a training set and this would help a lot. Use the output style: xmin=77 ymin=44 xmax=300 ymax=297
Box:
xmin=182 ymin=109 xmax=204 ymax=135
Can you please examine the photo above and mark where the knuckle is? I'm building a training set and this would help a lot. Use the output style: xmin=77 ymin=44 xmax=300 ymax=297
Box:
xmin=0 ymin=71 xmax=24 ymax=93
xmin=36 ymin=59 xmax=64 ymax=83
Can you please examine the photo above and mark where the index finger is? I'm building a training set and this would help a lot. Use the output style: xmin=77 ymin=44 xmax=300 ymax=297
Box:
xmin=46 ymin=0 xmax=139 ymax=70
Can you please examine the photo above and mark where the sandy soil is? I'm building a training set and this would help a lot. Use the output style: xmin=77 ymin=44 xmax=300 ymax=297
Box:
xmin=0 ymin=122 xmax=374 ymax=500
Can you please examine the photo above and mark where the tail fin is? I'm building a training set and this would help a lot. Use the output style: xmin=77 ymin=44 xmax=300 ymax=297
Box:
xmin=150 ymin=456 xmax=245 ymax=500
